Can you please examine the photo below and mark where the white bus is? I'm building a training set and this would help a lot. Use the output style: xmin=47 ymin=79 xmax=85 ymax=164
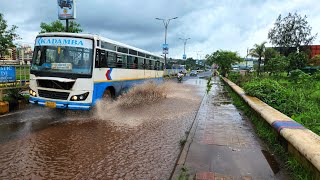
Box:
xmin=29 ymin=33 xmax=165 ymax=110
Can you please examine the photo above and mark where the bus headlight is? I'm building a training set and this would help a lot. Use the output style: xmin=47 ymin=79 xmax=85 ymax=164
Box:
xmin=29 ymin=89 xmax=37 ymax=97
xmin=70 ymin=92 xmax=89 ymax=101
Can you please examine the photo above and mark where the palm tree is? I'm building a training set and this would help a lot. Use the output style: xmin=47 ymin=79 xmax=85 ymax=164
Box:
xmin=250 ymin=42 xmax=267 ymax=75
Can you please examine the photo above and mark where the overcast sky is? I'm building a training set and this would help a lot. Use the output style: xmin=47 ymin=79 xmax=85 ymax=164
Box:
xmin=1 ymin=0 xmax=320 ymax=59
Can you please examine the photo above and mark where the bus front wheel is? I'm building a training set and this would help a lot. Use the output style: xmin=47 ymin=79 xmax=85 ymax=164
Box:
xmin=102 ymin=89 xmax=113 ymax=102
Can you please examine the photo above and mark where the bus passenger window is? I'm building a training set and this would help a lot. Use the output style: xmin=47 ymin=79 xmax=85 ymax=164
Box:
xmin=138 ymin=58 xmax=144 ymax=69
xmin=149 ymin=60 xmax=153 ymax=70
xmin=100 ymin=50 xmax=107 ymax=67
xmin=95 ymin=49 xmax=100 ymax=68
xmin=127 ymin=56 xmax=133 ymax=69
xmin=134 ymin=58 xmax=138 ymax=69
xmin=107 ymin=52 xmax=116 ymax=68
xmin=116 ymin=54 xmax=123 ymax=68
xmin=144 ymin=59 xmax=148 ymax=69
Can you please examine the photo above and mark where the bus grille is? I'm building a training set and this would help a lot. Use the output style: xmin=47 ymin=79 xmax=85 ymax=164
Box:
xmin=38 ymin=90 xmax=70 ymax=100
xmin=37 ymin=80 xmax=75 ymax=90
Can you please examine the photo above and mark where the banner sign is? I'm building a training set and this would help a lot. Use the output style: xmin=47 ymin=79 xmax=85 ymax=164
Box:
xmin=0 ymin=66 xmax=16 ymax=83
xmin=162 ymin=44 xmax=169 ymax=54
xmin=35 ymin=37 xmax=93 ymax=49
xmin=58 ymin=0 xmax=76 ymax=20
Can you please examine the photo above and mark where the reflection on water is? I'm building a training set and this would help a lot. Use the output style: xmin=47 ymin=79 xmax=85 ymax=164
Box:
xmin=0 ymin=80 xmax=206 ymax=179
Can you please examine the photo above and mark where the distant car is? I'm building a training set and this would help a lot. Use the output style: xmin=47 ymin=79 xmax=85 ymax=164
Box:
xmin=190 ymin=70 xmax=198 ymax=76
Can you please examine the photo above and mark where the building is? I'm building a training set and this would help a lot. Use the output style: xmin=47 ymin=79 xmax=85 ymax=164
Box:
xmin=17 ymin=45 xmax=33 ymax=64
xmin=0 ymin=44 xmax=33 ymax=64
xmin=0 ymin=48 xmax=16 ymax=60
xmin=236 ymin=58 xmax=255 ymax=69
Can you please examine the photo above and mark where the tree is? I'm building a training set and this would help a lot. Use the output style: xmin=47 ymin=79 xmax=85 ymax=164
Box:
xmin=287 ymin=52 xmax=308 ymax=72
xmin=0 ymin=13 xmax=19 ymax=58
xmin=265 ymin=55 xmax=289 ymax=76
xmin=249 ymin=42 xmax=266 ymax=75
xmin=206 ymin=50 xmax=243 ymax=77
xmin=264 ymin=48 xmax=279 ymax=66
xmin=40 ymin=20 xmax=83 ymax=33
xmin=268 ymin=12 xmax=317 ymax=55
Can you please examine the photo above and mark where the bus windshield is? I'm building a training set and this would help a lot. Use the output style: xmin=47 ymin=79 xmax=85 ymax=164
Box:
xmin=31 ymin=37 xmax=93 ymax=76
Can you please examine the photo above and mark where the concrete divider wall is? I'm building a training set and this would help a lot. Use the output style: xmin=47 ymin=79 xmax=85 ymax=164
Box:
xmin=222 ymin=77 xmax=320 ymax=177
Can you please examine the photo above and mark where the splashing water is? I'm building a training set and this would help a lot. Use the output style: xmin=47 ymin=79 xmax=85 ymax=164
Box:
xmin=93 ymin=81 xmax=201 ymax=127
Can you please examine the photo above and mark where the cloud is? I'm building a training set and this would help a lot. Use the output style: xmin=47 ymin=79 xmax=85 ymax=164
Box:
xmin=0 ymin=0 xmax=319 ymax=59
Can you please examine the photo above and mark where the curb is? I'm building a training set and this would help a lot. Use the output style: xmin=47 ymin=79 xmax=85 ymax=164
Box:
xmin=222 ymin=77 xmax=320 ymax=178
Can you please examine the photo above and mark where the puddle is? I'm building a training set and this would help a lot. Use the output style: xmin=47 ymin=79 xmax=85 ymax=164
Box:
xmin=0 ymin=80 xmax=205 ymax=179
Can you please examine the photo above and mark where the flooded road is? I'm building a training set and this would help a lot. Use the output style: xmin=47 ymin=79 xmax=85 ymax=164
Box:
xmin=0 ymin=78 xmax=206 ymax=179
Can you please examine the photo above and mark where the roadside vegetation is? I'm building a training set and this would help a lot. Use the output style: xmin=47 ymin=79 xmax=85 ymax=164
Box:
xmin=225 ymin=84 xmax=314 ymax=179
xmin=205 ymin=11 xmax=319 ymax=179
xmin=228 ymin=71 xmax=320 ymax=135
xmin=205 ymin=11 xmax=320 ymax=136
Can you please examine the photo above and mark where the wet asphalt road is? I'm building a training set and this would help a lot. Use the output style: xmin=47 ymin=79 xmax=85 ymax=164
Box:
xmin=0 ymin=76 xmax=206 ymax=179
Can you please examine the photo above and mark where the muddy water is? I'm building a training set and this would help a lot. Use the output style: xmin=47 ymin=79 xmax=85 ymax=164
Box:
xmin=0 ymin=79 xmax=205 ymax=179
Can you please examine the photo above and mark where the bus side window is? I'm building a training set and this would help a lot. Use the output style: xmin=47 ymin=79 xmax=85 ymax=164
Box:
xmin=116 ymin=54 xmax=123 ymax=68
xmin=149 ymin=60 xmax=152 ymax=70
xmin=143 ymin=59 xmax=147 ymax=69
xmin=95 ymin=49 xmax=100 ymax=68
xmin=121 ymin=55 xmax=127 ymax=69
xmin=107 ymin=52 xmax=116 ymax=68
xmin=127 ymin=56 xmax=133 ymax=69
xmin=155 ymin=61 xmax=159 ymax=70
xmin=138 ymin=57 xmax=144 ymax=69
xmin=100 ymin=50 xmax=107 ymax=67
xmin=133 ymin=57 xmax=138 ymax=69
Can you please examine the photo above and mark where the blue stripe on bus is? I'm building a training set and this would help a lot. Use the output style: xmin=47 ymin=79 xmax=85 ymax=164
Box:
xmin=92 ymin=77 xmax=163 ymax=105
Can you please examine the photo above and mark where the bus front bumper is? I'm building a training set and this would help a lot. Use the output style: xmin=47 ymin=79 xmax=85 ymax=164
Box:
xmin=29 ymin=97 xmax=92 ymax=110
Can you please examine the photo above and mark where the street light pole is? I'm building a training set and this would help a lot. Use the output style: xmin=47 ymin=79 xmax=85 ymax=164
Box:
xmin=155 ymin=17 xmax=178 ymax=69
xmin=179 ymin=38 xmax=190 ymax=59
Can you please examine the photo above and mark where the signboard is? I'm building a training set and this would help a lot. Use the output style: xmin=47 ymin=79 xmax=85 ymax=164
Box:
xmin=51 ymin=63 xmax=72 ymax=70
xmin=183 ymin=54 xmax=186 ymax=60
xmin=162 ymin=44 xmax=169 ymax=54
xmin=0 ymin=66 xmax=16 ymax=83
xmin=58 ymin=0 xmax=76 ymax=20
xmin=35 ymin=37 xmax=93 ymax=49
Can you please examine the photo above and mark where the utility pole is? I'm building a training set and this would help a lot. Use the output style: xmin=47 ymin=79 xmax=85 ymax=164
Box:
xmin=66 ymin=19 xmax=69 ymax=32
xmin=155 ymin=17 xmax=178 ymax=69
xmin=179 ymin=38 xmax=190 ymax=60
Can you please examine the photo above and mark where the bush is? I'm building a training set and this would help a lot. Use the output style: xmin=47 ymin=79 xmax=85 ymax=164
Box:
xmin=288 ymin=69 xmax=311 ymax=84
xmin=243 ymin=79 xmax=289 ymax=110
xmin=312 ymin=71 xmax=320 ymax=80
xmin=228 ymin=72 xmax=241 ymax=83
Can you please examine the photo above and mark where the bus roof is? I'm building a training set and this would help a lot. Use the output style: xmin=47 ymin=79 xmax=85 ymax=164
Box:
xmin=38 ymin=32 xmax=163 ymax=60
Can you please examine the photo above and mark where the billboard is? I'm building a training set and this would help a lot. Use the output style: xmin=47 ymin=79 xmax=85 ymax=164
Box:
xmin=0 ymin=66 xmax=16 ymax=83
xmin=58 ymin=0 xmax=76 ymax=20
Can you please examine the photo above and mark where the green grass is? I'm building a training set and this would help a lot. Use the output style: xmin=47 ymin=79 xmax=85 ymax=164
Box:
xmin=177 ymin=166 xmax=189 ymax=180
xmin=224 ymin=83 xmax=315 ymax=180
